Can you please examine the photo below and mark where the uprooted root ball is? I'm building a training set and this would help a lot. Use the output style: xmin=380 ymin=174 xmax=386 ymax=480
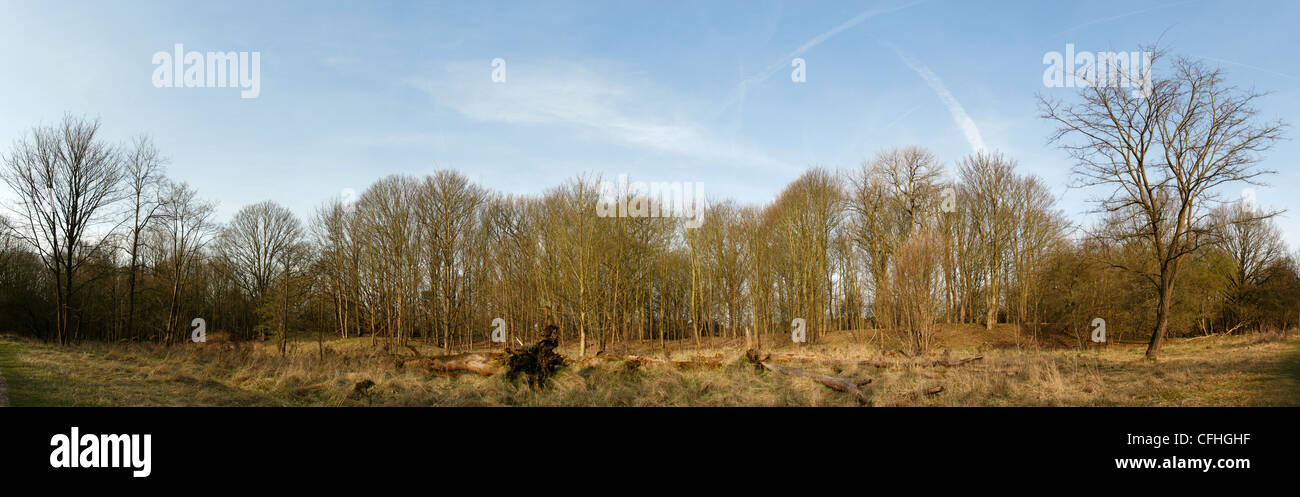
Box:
xmin=502 ymin=325 xmax=566 ymax=389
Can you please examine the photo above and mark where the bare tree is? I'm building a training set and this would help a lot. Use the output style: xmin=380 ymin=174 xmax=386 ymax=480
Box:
xmin=772 ymin=168 xmax=842 ymax=343
xmin=540 ymin=175 xmax=602 ymax=356
xmin=1005 ymin=174 xmax=1068 ymax=338
xmin=152 ymin=181 xmax=216 ymax=344
xmin=216 ymin=200 xmax=305 ymax=341
xmin=1 ymin=115 xmax=124 ymax=344
xmin=311 ymin=200 xmax=353 ymax=339
xmin=960 ymin=151 xmax=1017 ymax=331
xmin=701 ymin=202 xmax=748 ymax=341
xmin=892 ymin=229 xmax=944 ymax=354
xmin=417 ymin=171 xmax=486 ymax=351
xmin=1212 ymin=202 xmax=1285 ymax=329
xmin=122 ymin=135 xmax=166 ymax=341
xmin=847 ymin=147 xmax=944 ymax=331
xmin=1041 ymin=48 xmax=1286 ymax=358
xmin=352 ymin=175 xmax=419 ymax=346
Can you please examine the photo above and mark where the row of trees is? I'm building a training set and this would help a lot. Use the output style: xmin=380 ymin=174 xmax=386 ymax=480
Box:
xmin=0 ymin=48 xmax=1294 ymax=357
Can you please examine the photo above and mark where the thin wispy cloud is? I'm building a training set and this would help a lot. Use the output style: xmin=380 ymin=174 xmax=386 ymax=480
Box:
xmin=409 ymin=60 xmax=787 ymax=171
xmin=889 ymin=45 xmax=987 ymax=154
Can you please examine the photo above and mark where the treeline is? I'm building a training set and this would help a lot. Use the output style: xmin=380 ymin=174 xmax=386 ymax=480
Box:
xmin=1 ymin=50 xmax=1296 ymax=356
xmin=1 ymin=119 xmax=1295 ymax=355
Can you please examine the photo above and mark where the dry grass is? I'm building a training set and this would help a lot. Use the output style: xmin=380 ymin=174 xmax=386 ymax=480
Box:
xmin=0 ymin=327 xmax=1296 ymax=406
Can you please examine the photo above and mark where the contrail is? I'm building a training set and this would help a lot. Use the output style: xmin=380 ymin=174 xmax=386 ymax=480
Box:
xmin=1195 ymin=55 xmax=1300 ymax=83
xmin=880 ymin=101 xmax=925 ymax=131
xmin=713 ymin=1 xmax=926 ymax=119
xmin=889 ymin=44 xmax=987 ymax=154
xmin=1053 ymin=0 xmax=1197 ymax=36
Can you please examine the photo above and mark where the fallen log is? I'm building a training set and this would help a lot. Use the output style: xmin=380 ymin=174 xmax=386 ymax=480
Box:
xmin=671 ymin=358 xmax=724 ymax=370
xmin=622 ymin=354 xmax=667 ymax=365
xmin=604 ymin=354 xmax=725 ymax=370
xmin=767 ymin=353 xmax=892 ymax=368
xmin=968 ymin=368 xmax=1018 ymax=377
xmin=401 ymin=352 xmax=501 ymax=376
xmin=1185 ymin=323 xmax=1247 ymax=341
xmin=767 ymin=353 xmax=981 ymax=369
xmin=925 ymin=355 xmax=983 ymax=367
xmin=761 ymin=362 xmax=870 ymax=404
xmin=748 ymin=351 xmax=869 ymax=404
xmin=925 ymin=386 xmax=944 ymax=396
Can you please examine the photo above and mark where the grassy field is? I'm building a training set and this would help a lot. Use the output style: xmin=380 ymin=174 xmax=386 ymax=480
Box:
xmin=0 ymin=326 xmax=1296 ymax=406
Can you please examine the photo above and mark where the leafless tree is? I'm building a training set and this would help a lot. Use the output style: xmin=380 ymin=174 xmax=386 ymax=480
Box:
xmin=418 ymin=171 xmax=486 ymax=351
xmin=892 ymin=229 xmax=944 ymax=354
xmin=1 ymin=115 xmax=125 ymax=344
xmin=152 ymin=181 xmax=216 ymax=344
xmin=772 ymin=168 xmax=843 ymax=343
xmin=311 ymin=200 xmax=354 ymax=339
xmin=122 ymin=135 xmax=166 ymax=340
xmin=847 ymin=147 xmax=944 ymax=331
xmin=1212 ymin=202 xmax=1286 ymax=328
xmin=1041 ymin=48 xmax=1287 ymax=358
xmin=959 ymin=151 xmax=1017 ymax=331
xmin=216 ymin=200 xmax=305 ymax=341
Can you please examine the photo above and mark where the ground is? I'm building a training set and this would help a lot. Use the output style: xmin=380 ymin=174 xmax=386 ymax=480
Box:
xmin=0 ymin=325 xmax=1296 ymax=406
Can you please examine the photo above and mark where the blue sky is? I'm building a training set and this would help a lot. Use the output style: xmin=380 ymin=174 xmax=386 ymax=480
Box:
xmin=2 ymin=0 xmax=1298 ymax=246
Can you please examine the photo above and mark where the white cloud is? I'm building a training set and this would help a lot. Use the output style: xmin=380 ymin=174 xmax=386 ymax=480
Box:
xmin=408 ymin=60 xmax=786 ymax=171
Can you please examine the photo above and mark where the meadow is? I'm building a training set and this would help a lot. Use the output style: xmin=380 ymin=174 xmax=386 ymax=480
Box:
xmin=1 ymin=325 xmax=1295 ymax=407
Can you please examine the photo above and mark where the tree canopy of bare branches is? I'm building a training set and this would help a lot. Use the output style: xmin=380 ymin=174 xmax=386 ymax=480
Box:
xmin=1040 ymin=47 xmax=1287 ymax=358
xmin=1 ymin=115 xmax=125 ymax=344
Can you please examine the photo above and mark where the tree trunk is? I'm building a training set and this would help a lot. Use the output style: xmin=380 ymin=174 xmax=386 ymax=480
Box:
xmin=579 ymin=310 xmax=587 ymax=358
xmin=985 ymin=271 xmax=997 ymax=331
xmin=1146 ymin=268 xmax=1177 ymax=359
